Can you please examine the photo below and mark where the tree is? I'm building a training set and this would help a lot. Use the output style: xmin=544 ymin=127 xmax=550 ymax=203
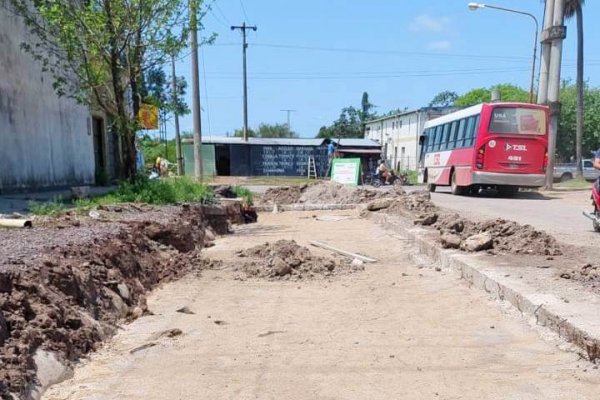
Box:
xmin=232 ymin=123 xmax=299 ymax=138
xmin=429 ymin=91 xmax=458 ymax=107
xmin=141 ymin=67 xmax=190 ymax=118
xmin=564 ymin=0 xmax=585 ymax=178
xmin=317 ymin=93 xmax=377 ymax=139
xmin=10 ymin=0 xmax=212 ymax=178
xmin=454 ymin=84 xmax=529 ymax=107
xmin=556 ymin=81 xmax=600 ymax=162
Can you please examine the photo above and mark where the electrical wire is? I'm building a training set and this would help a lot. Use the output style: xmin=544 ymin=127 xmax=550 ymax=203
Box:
xmin=201 ymin=47 xmax=212 ymax=139
xmin=238 ymin=0 xmax=250 ymax=23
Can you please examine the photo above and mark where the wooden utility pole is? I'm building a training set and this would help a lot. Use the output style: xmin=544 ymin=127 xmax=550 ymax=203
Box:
xmin=231 ymin=22 xmax=257 ymax=142
xmin=190 ymin=0 xmax=203 ymax=180
xmin=171 ymin=55 xmax=183 ymax=176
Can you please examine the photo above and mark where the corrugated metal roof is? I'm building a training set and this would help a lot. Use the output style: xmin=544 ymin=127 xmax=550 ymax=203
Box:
xmin=183 ymin=137 xmax=326 ymax=146
xmin=332 ymin=138 xmax=381 ymax=148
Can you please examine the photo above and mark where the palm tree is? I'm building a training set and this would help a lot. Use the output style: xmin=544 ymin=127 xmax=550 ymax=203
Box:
xmin=564 ymin=0 xmax=584 ymax=177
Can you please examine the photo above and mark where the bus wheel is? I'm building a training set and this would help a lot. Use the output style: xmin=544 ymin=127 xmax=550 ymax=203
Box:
xmin=450 ymin=171 xmax=466 ymax=195
xmin=427 ymin=183 xmax=436 ymax=193
xmin=498 ymin=185 xmax=519 ymax=197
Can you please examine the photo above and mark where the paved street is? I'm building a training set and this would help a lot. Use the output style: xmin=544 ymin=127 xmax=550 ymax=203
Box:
xmin=45 ymin=211 xmax=600 ymax=400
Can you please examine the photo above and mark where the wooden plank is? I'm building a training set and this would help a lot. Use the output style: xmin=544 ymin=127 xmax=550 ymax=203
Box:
xmin=309 ymin=240 xmax=377 ymax=263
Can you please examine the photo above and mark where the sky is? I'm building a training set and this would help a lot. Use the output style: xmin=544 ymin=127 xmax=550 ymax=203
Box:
xmin=163 ymin=0 xmax=600 ymax=139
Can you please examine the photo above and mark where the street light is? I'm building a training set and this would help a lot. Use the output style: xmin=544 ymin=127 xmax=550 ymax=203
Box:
xmin=468 ymin=2 xmax=539 ymax=103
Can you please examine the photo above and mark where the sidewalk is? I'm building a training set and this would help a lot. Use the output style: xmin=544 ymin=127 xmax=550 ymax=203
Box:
xmin=0 ymin=186 xmax=116 ymax=215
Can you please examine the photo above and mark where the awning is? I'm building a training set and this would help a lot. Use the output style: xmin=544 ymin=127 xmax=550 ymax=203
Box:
xmin=337 ymin=148 xmax=381 ymax=154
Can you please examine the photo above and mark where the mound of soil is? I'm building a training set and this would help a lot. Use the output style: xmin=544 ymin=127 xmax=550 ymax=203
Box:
xmin=260 ymin=185 xmax=309 ymax=205
xmin=366 ymin=191 xmax=561 ymax=256
xmin=233 ymin=240 xmax=362 ymax=280
xmin=298 ymin=182 xmax=404 ymax=205
xmin=0 ymin=205 xmax=228 ymax=399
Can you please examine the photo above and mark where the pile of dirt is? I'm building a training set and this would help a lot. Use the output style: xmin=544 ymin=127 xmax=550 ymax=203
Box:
xmin=0 ymin=205 xmax=229 ymax=399
xmin=298 ymin=182 xmax=404 ymax=205
xmin=259 ymin=185 xmax=309 ymax=205
xmin=365 ymin=191 xmax=562 ymax=256
xmin=232 ymin=240 xmax=361 ymax=280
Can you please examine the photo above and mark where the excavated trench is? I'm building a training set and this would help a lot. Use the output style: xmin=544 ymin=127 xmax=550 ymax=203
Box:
xmin=0 ymin=204 xmax=234 ymax=399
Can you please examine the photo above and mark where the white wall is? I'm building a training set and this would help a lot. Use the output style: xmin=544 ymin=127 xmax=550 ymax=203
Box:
xmin=0 ymin=8 xmax=95 ymax=191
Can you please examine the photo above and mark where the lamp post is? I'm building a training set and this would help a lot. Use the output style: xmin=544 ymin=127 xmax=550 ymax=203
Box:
xmin=468 ymin=2 xmax=539 ymax=103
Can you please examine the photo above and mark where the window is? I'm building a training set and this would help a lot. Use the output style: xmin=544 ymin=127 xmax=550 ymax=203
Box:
xmin=439 ymin=124 xmax=450 ymax=151
xmin=427 ymin=128 xmax=435 ymax=152
xmin=456 ymin=119 xmax=466 ymax=148
xmin=464 ymin=115 xmax=479 ymax=147
xmin=489 ymin=107 xmax=546 ymax=135
xmin=392 ymin=122 xmax=395 ymax=129
xmin=584 ymin=160 xmax=593 ymax=169
xmin=399 ymin=120 xmax=403 ymax=129
xmin=433 ymin=125 xmax=443 ymax=151
xmin=448 ymin=121 xmax=458 ymax=150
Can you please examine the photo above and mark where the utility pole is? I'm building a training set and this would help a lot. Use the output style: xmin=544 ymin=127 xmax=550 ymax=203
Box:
xmin=280 ymin=109 xmax=296 ymax=133
xmin=171 ymin=54 xmax=183 ymax=176
xmin=190 ymin=0 xmax=203 ymax=180
xmin=541 ymin=0 xmax=567 ymax=189
xmin=231 ymin=22 xmax=257 ymax=142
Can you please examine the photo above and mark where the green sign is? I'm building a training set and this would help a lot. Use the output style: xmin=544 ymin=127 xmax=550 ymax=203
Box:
xmin=330 ymin=158 xmax=361 ymax=186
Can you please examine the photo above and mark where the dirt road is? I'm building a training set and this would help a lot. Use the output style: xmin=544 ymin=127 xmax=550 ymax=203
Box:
xmin=45 ymin=211 xmax=600 ymax=400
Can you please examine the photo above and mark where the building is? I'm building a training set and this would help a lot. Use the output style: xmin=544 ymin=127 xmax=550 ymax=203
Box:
xmin=181 ymin=137 xmax=381 ymax=178
xmin=0 ymin=6 xmax=128 ymax=192
xmin=364 ymin=107 xmax=456 ymax=171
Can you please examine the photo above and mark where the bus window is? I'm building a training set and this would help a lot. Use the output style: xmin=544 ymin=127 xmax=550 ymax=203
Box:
xmin=440 ymin=124 xmax=450 ymax=151
xmin=426 ymin=128 xmax=434 ymax=152
xmin=448 ymin=121 xmax=458 ymax=150
xmin=456 ymin=119 xmax=466 ymax=148
xmin=433 ymin=125 xmax=443 ymax=151
xmin=465 ymin=116 xmax=476 ymax=147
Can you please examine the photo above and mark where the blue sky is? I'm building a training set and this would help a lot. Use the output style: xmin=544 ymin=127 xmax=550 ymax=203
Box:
xmin=165 ymin=0 xmax=600 ymax=139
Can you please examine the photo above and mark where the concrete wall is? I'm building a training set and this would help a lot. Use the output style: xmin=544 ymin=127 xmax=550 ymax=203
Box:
xmin=0 ymin=7 xmax=95 ymax=192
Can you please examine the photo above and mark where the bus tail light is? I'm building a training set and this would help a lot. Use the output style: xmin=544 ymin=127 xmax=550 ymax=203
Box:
xmin=543 ymin=152 xmax=548 ymax=169
xmin=476 ymin=146 xmax=485 ymax=169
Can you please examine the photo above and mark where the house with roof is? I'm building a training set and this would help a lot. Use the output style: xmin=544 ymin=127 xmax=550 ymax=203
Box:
xmin=364 ymin=107 xmax=457 ymax=171
xmin=181 ymin=137 xmax=382 ymax=178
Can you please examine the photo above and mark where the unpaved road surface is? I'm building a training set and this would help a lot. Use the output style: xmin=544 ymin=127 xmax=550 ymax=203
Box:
xmin=427 ymin=188 xmax=592 ymax=248
xmin=45 ymin=211 xmax=600 ymax=400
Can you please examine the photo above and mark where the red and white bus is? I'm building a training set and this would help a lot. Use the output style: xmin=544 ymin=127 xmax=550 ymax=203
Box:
xmin=418 ymin=102 xmax=549 ymax=195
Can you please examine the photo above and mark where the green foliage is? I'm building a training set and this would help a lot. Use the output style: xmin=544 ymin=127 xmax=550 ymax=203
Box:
xmin=139 ymin=135 xmax=177 ymax=165
xmin=141 ymin=66 xmax=190 ymax=117
xmin=557 ymin=81 xmax=600 ymax=161
xmin=317 ymin=92 xmax=378 ymax=138
xmin=429 ymin=91 xmax=458 ymax=107
xmin=232 ymin=123 xmax=297 ymax=138
xmin=114 ymin=177 xmax=213 ymax=204
xmin=454 ymin=84 xmax=529 ymax=107
xmin=28 ymin=197 xmax=66 ymax=216
xmin=232 ymin=186 xmax=254 ymax=205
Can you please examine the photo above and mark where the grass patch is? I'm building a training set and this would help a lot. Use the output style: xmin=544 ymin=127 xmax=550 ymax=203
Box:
xmin=28 ymin=197 xmax=67 ymax=216
xmin=554 ymin=178 xmax=592 ymax=190
xmin=399 ymin=170 xmax=418 ymax=185
xmin=232 ymin=186 xmax=254 ymax=205
xmin=114 ymin=176 xmax=213 ymax=204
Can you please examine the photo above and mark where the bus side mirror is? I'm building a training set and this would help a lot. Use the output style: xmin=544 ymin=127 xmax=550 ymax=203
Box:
xmin=419 ymin=134 xmax=426 ymax=145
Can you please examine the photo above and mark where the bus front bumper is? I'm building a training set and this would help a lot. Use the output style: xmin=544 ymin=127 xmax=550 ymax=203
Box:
xmin=471 ymin=171 xmax=546 ymax=187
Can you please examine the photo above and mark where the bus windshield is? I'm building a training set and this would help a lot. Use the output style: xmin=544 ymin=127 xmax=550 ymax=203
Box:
xmin=489 ymin=107 xmax=546 ymax=135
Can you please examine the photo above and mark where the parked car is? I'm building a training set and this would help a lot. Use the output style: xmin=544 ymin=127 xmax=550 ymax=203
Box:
xmin=553 ymin=159 xmax=600 ymax=182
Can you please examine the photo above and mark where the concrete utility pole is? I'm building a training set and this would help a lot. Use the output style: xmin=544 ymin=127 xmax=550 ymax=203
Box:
xmin=171 ymin=55 xmax=183 ymax=176
xmin=231 ymin=22 xmax=257 ymax=142
xmin=190 ymin=0 xmax=203 ymax=180
xmin=280 ymin=109 xmax=296 ymax=133
xmin=541 ymin=0 xmax=567 ymax=189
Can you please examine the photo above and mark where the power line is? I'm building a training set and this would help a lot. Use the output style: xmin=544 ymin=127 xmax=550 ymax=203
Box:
xmin=238 ymin=0 xmax=250 ymax=22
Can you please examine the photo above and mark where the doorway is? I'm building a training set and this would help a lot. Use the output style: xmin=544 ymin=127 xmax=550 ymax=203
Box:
xmin=215 ymin=144 xmax=231 ymax=176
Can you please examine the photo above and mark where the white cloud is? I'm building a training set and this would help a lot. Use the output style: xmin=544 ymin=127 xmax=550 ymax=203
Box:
xmin=428 ymin=40 xmax=452 ymax=50
xmin=409 ymin=14 xmax=451 ymax=33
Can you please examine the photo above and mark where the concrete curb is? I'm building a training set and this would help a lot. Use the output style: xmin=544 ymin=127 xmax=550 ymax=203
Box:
xmin=368 ymin=212 xmax=600 ymax=361
xmin=255 ymin=204 xmax=358 ymax=212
